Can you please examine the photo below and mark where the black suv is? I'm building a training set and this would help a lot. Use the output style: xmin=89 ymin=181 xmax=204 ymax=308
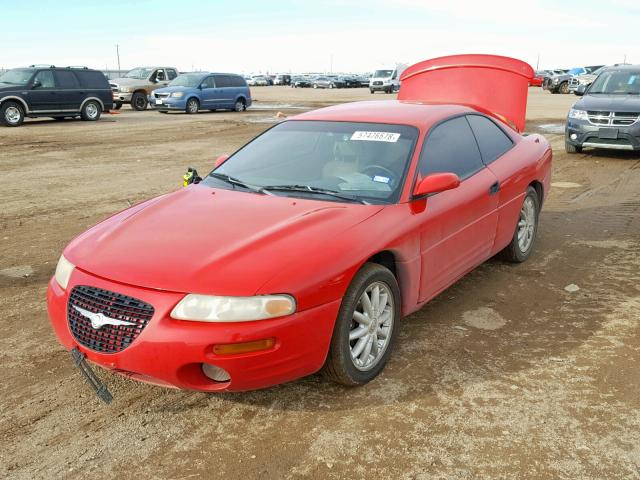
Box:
xmin=565 ymin=65 xmax=640 ymax=153
xmin=0 ymin=65 xmax=113 ymax=127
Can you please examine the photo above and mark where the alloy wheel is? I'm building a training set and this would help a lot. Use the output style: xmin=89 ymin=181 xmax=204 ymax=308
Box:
xmin=349 ymin=281 xmax=394 ymax=371
xmin=517 ymin=196 xmax=536 ymax=252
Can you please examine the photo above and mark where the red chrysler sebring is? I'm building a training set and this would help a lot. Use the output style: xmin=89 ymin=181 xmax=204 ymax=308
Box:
xmin=47 ymin=55 xmax=551 ymax=396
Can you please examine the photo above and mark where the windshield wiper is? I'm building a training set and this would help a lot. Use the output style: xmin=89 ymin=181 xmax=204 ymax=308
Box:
xmin=208 ymin=173 xmax=271 ymax=195
xmin=261 ymin=184 xmax=369 ymax=204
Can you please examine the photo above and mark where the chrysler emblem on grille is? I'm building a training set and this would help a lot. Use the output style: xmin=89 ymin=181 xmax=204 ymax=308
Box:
xmin=72 ymin=305 xmax=136 ymax=330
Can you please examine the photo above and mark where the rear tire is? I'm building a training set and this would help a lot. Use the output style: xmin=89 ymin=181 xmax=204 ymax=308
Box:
xmin=81 ymin=100 xmax=101 ymax=121
xmin=565 ymin=142 xmax=582 ymax=154
xmin=498 ymin=186 xmax=540 ymax=263
xmin=233 ymin=98 xmax=246 ymax=112
xmin=114 ymin=102 xmax=123 ymax=110
xmin=321 ymin=263 xmax=400 ymax=386
xmin=131 ymin=92 xmax=148 ymax=111
xmin=1 ymin=101 xmax=25 ymax=127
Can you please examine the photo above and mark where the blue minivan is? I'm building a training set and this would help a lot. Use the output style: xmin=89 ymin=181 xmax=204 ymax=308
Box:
xmin=150 ymin=72 xmax=251 ymax=114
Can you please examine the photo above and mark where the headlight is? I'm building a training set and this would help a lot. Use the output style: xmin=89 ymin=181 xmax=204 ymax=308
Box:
xmin=171 ymin=294 xmax=296 ymax=322
xmin=552 ymin=78 xmax=559 ymax=84
xmin=568 ymin=109 xmax=588 ymax=121
xmin=54 ymin=255 xmax=75 ymax=290
xmin=119 ymin=86 xmax=131 ymax=93
xmin=171 ymin=91 xmax=184 ymax=98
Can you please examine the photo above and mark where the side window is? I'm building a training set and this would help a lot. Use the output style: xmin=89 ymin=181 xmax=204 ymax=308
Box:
xmin=392 ymin=70 xmax=397 ymax=80
xmin=466 ymin=115 xmax=514 ymax=165
xmin=233 ymin=76 xmax=247 ymax=87
xmin=156 ymin=69 xmax=166 ymax=81
xmin=215 ymin=75 xmax=231 ymax=88
xmin=55 ymin=70 xmax=80 ymax=88
xmin=76 ymin=71 xmax=109 ymax=89
xmin=418 ymin=116 xmax=484 ymax=180
xmin=167 ymin=69 xmax=177 ymax=80
xmin=33 ymin=70 xmax=55 ymax=88
xmin=203 ymin=76 xmax=216 ymax=88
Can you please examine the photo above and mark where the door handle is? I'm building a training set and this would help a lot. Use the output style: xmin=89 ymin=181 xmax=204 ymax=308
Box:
xmin=489 ymin=182 xmax=500 ymax=195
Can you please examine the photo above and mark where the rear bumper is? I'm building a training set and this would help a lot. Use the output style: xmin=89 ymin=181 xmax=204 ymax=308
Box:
xmin=47 ymin=269 xmax=340 ymax=392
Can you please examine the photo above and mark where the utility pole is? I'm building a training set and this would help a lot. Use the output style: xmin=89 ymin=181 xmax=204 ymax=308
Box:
xmin=330 ymin=54 xmax=333 ymax=74
xmin=624 ymin=53 xmax=627 ymax=64
xmin=116 ymin=44 xmax=121 ymax=75
xmin=536 ymin=53 xmax=540 ymax=70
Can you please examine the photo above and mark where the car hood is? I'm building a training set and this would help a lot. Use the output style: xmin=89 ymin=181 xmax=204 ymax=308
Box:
xmin=0 ymin=83 xmax=21 ymax=92
xmin=64 ymin=185 xmax=383 ymax=295
xmin=153 ymin=85 xmax=192 ymax=94
xmin=110 ymin=77 xmax=147 ymax=87
xmin=575 ymin=94 xmax=640 ymax=112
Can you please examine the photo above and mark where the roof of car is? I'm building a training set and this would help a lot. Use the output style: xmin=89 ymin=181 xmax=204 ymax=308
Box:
xmin=293 ymin=100 xmax=474 ymax=130
xmin=602 ymin=64 xmax=640 ymax=71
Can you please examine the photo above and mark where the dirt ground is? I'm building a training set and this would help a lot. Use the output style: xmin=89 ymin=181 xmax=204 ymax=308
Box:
xmin=1 ymin=87 xmax=638 ymax=480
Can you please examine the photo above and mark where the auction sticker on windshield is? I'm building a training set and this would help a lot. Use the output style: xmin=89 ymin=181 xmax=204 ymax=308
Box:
xmin=351 ymin=131 xmax=400 ymax=142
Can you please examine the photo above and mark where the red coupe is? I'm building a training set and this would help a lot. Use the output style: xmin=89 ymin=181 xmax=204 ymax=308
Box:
xmin=47 ymin=55 xmax=551 ymax=396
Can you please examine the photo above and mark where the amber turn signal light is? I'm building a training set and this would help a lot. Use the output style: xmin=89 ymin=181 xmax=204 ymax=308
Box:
xmin=213 ymin=338 xmax=276 ymax=355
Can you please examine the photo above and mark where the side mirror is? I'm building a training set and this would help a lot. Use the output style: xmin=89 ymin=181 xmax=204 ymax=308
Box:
xmin=32 ymin=79 xmax=42 ymax=89
xmin=198 ymin=84 xmax=204 ymax=90
xmin=214 ymin=154 xmax=230 ymax=169
xmin=574 ymin=84 xmax=586 ymax=96
xmin=413 ymin=172 xmax=460 ymax=198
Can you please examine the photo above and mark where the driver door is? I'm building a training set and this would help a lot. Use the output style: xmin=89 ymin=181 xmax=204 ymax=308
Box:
xmin=27 ymin=70 xmax=57 ymax=111
xmin=416 ymin=116 xmax=499 ymax=302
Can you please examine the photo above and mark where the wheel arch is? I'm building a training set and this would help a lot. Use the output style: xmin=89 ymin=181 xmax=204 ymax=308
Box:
xmin=529 ymin=180 xmax=544 ymax=206
xmin=80 ymin=96 xmax=105 ymax=111
xmin=0 ymin=95 xmax=30 ymax=113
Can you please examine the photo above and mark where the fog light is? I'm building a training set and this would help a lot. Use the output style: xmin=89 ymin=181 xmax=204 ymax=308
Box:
xmin=213 ymin=338 xmax=276 ymax=355
xmin=570 ymin=133 xmax=578 ymax=140
xmin=202 ymin=364 xmax=231 ymax=382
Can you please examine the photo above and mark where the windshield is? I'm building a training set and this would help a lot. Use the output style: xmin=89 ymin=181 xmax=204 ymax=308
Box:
xmin=124 ymin=67 xmax=153 ymax=79
xmin=170 ymin=74 xmax=203 ymax=87
xmin=0 ymin=69 xmax=34 ymax=86
xmin=373 ymin=70 xmax=393 ymax=78
xmin=203 ymin=121 xmax=419 ymax=204
xmin=589 ymin=70 xmax=640 ymax=94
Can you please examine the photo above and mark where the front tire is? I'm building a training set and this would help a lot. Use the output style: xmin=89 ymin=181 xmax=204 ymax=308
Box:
xmin=565 ymin=142 xmax=582 ymax=154
xmin=1 ymin=101 xmax=25 ymax=127
xmin=322 ymin=263 xmax=400 ymax=386
xmin=499 ymin=186 xmax=540 ymax=263
xmin=131 ymin=92 xmax=148 ymax=111
xmin=185 ymin=98 xmax=199 ymax=114
xmin=81 ymin=100 xmax=101 ymax=121
xmin=114 ymin=102 xmax=123 ymax=110
xmin=559 ymin=82 xmax=569 ymax=94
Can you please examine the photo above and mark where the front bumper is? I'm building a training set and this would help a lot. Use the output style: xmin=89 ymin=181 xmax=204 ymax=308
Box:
xmin=112 ymin=92 xmax=133 ymax=103
xmin=150 ymin=96 xmax=187 ymax=111
xmin=369 ymin=83 xmax=393 ymax=91
xmin=47 ymin=269 xmax=340 ymax=392
xmin=565 ymin=119 xmax=640 ymax=151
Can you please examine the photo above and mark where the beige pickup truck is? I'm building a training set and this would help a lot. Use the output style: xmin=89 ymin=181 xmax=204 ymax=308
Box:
xmin=109 ymin=67 xmax=178 ymax=110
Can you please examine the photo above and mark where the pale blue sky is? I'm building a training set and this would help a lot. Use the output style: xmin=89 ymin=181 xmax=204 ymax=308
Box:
xmin=1 ymin=0 xmax=638 ymax=73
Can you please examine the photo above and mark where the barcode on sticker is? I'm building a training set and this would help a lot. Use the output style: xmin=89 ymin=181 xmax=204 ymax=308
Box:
xmin=351 ymin=131 xmax=400 ymax=142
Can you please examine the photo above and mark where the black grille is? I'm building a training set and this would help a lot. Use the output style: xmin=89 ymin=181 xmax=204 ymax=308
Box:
xmin=67 ymin=285 xmax=154 ymax=354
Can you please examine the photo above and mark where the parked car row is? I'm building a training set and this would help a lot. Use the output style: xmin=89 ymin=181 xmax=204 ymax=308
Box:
xmin=0 ymin=65 xmax=254 ymax=126
xmin=541 ymin=66 xmax=605 ymax=93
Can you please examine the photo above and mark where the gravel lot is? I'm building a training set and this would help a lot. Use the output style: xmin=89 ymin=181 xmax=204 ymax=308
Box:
xmin=1 ymin=87 xmax=639 ymax=479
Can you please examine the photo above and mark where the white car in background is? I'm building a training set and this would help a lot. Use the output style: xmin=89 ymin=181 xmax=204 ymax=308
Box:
xmin=369 ymin=64 xmax=407 ymax=94
xmin=247 ymin=75 xmax=269 ymax=86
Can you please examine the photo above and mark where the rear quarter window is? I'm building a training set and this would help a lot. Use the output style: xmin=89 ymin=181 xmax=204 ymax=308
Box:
xmin=230 ymin=75 xmax=247 ymax=87
xmin=75 ymin=70 xmax=109 ymax=89
xmin=466 ymin=115 xmax=514 ymax=164
xmin=55 ymin=70 xmax=80 ymax=88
